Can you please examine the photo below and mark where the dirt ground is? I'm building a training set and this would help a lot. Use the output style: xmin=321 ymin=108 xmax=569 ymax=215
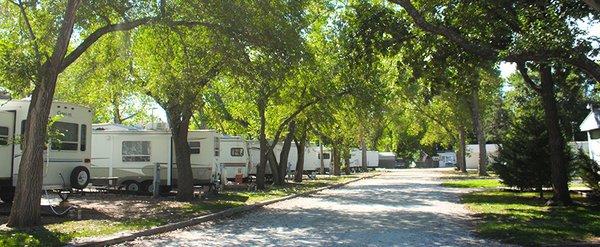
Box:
xmin=0 ymin=189 xmax=232 ymax=226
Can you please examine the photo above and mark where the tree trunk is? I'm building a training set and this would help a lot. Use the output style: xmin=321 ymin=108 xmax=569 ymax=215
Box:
xmin=257 ymin=103 xmax=267 ymax=190
xmin=276 ymin=122 xmax=296 ymax=185
xmin=112 ymin=94 xmax=122 ymax=124
xmin=344 ymin=148 xmax=351 ymax=175
xmin=538 ymin=65 xmax=572 ymax=205
xmin=332 ymin=146 xmax=341 ymax=176
xmin=166 ymin=109 xmax=194 ymax=201
xmin=457 ymin=126 xmax=467 ymax=173
xmin=267 ymin=147 xmax=280 ymax=185
xmin=7 ymin=0 xmax=81 ymax=228
xmin=293 ymin=132 xmax=307 ymax=182
xmin=469 ymin=85 xmax=488 ymax=176
xmin=361 ymin=133 xmax=367 ymax=171
xmin=319 ymin=142 xmax=325 ymax=174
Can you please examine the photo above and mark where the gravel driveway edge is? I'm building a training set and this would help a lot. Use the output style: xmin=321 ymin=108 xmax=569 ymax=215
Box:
xmin=67 ymin=173 xmax=381 ymax=247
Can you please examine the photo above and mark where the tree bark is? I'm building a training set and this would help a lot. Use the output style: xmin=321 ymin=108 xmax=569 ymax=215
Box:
xmin=276 ymin=122 xmax=296 ymax=185
xmin=457 ymin=125 xmax=467 ymax=173
xmin=257 ymin=102 xmax=267 ymax=190
xmin=166 ymin=108 xmax=194 ymax=201
xmin=319 ymin=142 xmax=325 ymax=174
xmin=7 ymin=0 xmax=81 ymax=228
xmin=332 ymin=145 xmax=341 ymax=176
xmin=538 ymin=64 xmax=572 ymax=205
xmin=293 ymin=130 xmax=307 ymax=182
xmin=361 ymin=133 xmax=367 ymax=171
xmin=469 ymin=84 xmax=488 ymax=176
xmin=344 ymin=148 xmax=351 ymax=175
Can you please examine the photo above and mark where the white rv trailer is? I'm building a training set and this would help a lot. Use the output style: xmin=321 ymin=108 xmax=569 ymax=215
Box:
xmin=366 ymin=151 xmax=379 ymax=169
xmin=219 ymin=136 xmax=250 ymax=181
xmin=247 ymin=140 xmax=273 ymax=178
xmin=90 ymin=125 xmax=223 ymax=194
xmin=349 ymin=149 xmax=362 ymax=172
xmin=303 ymin=145 xmax=322 ymax=172
xmin=465 ymin=144 xmax=500 ymax=169
xmin=0 ymin=100 xmax=93 ymax=202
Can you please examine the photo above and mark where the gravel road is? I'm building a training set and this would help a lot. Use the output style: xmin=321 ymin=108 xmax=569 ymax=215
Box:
xmin=120 ymin=169 xmax=509 ymax=247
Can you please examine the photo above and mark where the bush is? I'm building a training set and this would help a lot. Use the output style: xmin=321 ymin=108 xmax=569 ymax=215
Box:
xmin=491 ymin=114 xmax=555 ymax=196
xmin=573 ymin=150 xmax=600 ymax=193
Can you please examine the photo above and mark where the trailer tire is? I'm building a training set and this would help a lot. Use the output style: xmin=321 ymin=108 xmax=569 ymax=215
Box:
xmin=141 ymin=180 xmax=154 ymax=195
xmin=70 ymin=166 xmax=90 ymax=189
xmin=0 ymin=186 xmax=14 ymax=203
xmin=123 ymin=181 xmax=141 ymax=194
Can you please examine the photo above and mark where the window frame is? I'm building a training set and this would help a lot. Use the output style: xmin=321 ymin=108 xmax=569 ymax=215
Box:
xmin=122 ymin=141 xmax=152 ymax=162
xmin=50 ymin=121 xmax=79 ymax=151
xmin=230 ymin=147 xmax=244 ymax=157
xmin=189 ymin=141 xmax=201 ymax=155
xmin=0 ymin=126 xmax=8 ymax=146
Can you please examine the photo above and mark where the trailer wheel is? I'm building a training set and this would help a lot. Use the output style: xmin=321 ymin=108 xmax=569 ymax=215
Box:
xmin=123 ymin=181 xmax=141 ymax=194
xmin=70 ymin=166 xmax=90 ymax=189
xmin=141 ymin=180 xmax=154 ymax=195
xmin=0 ymin=186 xmax=15 ymax=203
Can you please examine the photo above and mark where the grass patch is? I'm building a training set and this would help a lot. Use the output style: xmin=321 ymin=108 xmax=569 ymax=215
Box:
xmin=463 ymin=190 xmax=600 ymax=246
xmin=441 ymin=179 xmax=502 ymax=188
xmin=0 ymin=218 xmax=164 ymax=247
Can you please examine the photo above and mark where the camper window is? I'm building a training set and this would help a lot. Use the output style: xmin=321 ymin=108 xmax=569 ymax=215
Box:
xmin=0 ymin=126 xmax=8 ymax=145
xmin=80 ymin=124 xmax=87 ymax=151
xmin=318 ymin=153 xmax=331 ymax=160
xmin=189 ymin=141 xmax=201 ymax=154
xmin=122 ymin=141 xmax=151 ymax=162
xmin=50 ymin=122 xmax=79 ymax=151
xmin=231 ymin=147 xmax=244 ymax=157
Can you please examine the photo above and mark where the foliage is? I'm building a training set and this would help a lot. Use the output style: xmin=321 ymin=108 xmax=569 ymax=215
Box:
xmin=491 ymin=111 xmax=557 ymax=192
xmin=573 ymin=150 xmax=600 ymax=192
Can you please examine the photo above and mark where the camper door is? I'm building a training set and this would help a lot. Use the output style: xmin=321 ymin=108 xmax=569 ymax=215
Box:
xmin=0 ymin=111 xmax=15 ymax=182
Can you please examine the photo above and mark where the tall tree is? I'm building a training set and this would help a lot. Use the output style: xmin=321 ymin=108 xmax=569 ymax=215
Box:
xmin=387 ymin=0 xmax=600 ymax=204
xmin=0 ymin=0 xmax=161 ymax=227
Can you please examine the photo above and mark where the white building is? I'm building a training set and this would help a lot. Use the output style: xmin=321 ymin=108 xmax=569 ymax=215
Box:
xmin=580 ymin=108 xmax=600 ymax=163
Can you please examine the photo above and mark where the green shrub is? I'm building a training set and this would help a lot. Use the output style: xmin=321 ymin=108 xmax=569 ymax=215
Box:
xmin=573 ymin=150 xmax=600 ymax=193
xmin=491 ymin=114 xmax=572 ymax=197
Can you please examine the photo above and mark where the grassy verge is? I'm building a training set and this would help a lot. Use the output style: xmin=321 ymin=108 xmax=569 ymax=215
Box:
xmin=0 ymin=174 xmax=364 ymax=246
xmin=463 ymin=191 xmax=600 ymax=246
xmin=441 ymin=179 xmax=501 ymax=188
xmin=444 ymin=175 xmax=600 ymax=246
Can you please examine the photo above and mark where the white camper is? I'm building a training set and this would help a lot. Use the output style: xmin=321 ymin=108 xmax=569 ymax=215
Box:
xmin=367 ymin=150 xmax=379 ymax=169
xmin=91 ymin=125 xmax=222 ymax=194
xmin=219 ymin=136 xmax=250 ymax=182
xmin=349 ymin=149 xmax=362 ymax=171
xmin=465 ymin=144 xmax=500 ymax=169
xmin=0 ymin=100 xmax=93 ymax=202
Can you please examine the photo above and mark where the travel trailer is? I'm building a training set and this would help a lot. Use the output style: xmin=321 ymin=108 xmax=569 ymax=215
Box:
xmin=219 ymin=136 xmax=250 ymax=182
xmin=0 ymin=100 xmax=93 ymax=202
xmin=366 ymin=150 xmax=379 ymax=169
xmin=348 ymin=149 xmax=378 ymax=171
xmin=465 ymin=144 xmax=500 ymax=169
xmin=90 ymin=125 xmax=223 ymax=194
